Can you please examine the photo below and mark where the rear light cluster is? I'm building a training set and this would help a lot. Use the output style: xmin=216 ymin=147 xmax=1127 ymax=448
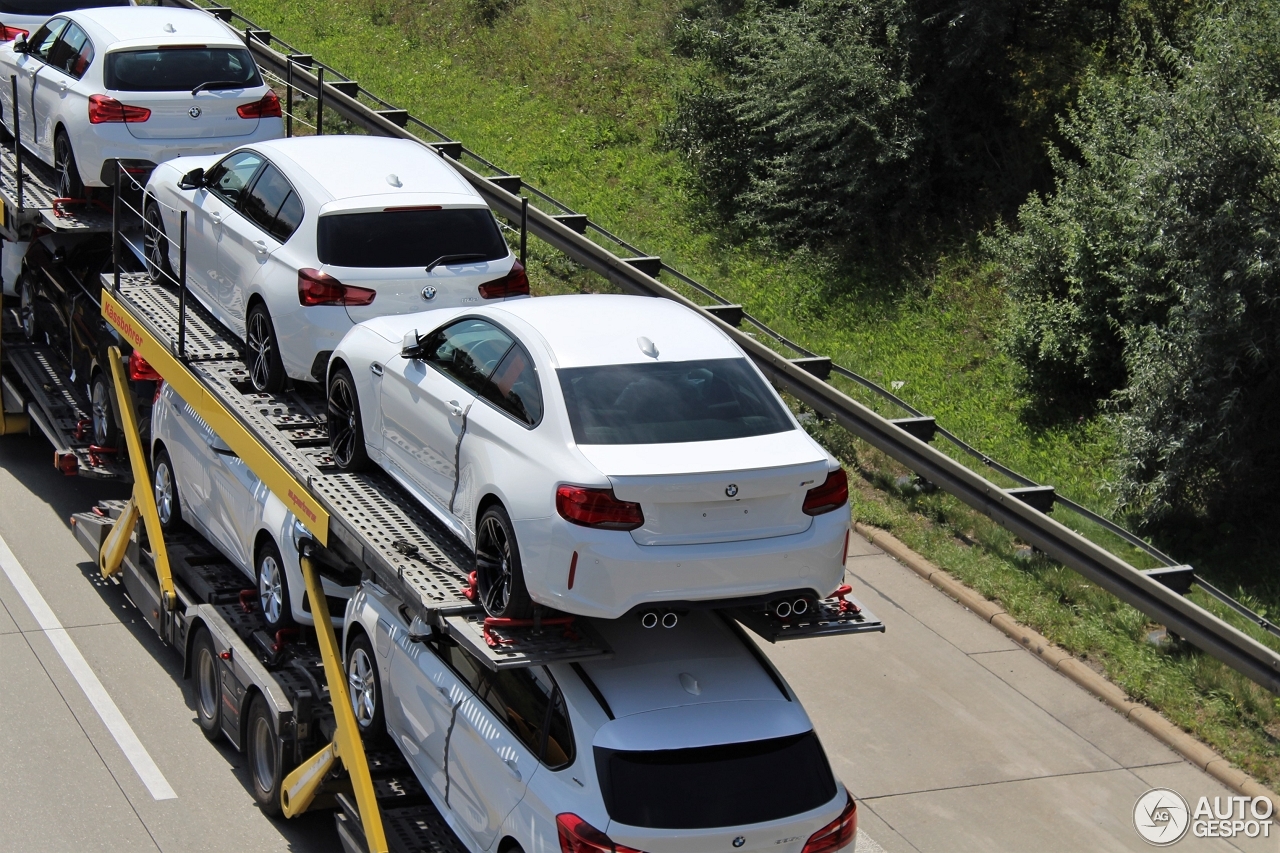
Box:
xmin=298 ymin=268 xmax=376 ymax=306
xmin=556 ymin=485 xmax=644 ymax=530
xmin=557 ymin=814 xmax=646 ymax=853
xmin=802 ymin=794 xmax=858 ymax=853
xmin=802 ymin=468 xmax=849 ymax=516
xmin=0 ymin=25 xmax=28 ymax=41
xmin=478 ymin=260 xmax=529 ymax=299
xmin=128 ymin=350 xmax=160 ymax=381
xmin=237 ymin=90 xmax=282 ymax=119
xmin=88 ymin=94 xmax=150 ymax=124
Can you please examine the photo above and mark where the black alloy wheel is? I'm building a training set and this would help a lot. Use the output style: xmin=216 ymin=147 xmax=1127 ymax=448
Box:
xmin=54 ymin=131 xmax=85 ymax=200
xmin=246 ymin=302 xmax=286 ymax=393
xmin=18 ymin=272 xmax=38 ymax=342
xmin=90 ymin=372 xmax=118 ymax=448
xmin=327 ymin=367 xmax=371 ymax=471
xmin=474 ymin=504 xmax=533 ymax=619
xmin=190 ymin=627 xmax=222 ymax=743
xmin=143 ymin=203 xmax=173 ymax=284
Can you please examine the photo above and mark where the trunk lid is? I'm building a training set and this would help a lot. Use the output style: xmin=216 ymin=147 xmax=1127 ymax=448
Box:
xmin=338 ymin=258 xmax=520 ymax=324
xmin=122 ymin=88 xmax=263 ymax=139
xmin=577 ymin=432 xmax=830 ymax=546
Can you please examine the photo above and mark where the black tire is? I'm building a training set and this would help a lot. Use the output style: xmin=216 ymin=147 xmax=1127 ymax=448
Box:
xmin=245 ymin=693 xmax=284 ymax=816
xmin=345 ymin=631 xmax=386 ymax=744
xmin=475 ymin=504 xmax=533 ymax=619
xmin=255 ymin=540 xmax=294 ymax=629
xmin=246 ymin=302 xmax=286 ymax=393
xmin=17 ymin=270 xmax=38 ymax=342
xmin=152 ymin=446 xmax=182 ymax=532
xmin=54 ymin=130 xmax=85 ymax=200
xmin=327 ymin=366 xmax=371 ymax=472
xmin=143 ymin=202 xmax=173 ymax=285
xmin=90 ymin=372 xmax=118 ymax=448
xmin=190 ymin=627 xmax=222 ymax=743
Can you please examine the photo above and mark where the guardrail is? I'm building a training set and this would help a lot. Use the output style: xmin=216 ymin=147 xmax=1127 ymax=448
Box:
xmin=158 ymin=0 xmax=1280 ymax=694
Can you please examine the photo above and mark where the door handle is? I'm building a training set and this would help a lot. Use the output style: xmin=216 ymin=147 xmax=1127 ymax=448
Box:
xmin=448 ymin=401 xmax=464 ymax=417
xmin=504 ymin=757 xmax=521 ymax=781
xmin=370 ymin=362 xmax=383 ymax=376
xmin=210 ymin=212 xmax=222 ymax=224
xmin=253 ymin=239 xmax=268 ymax=255
xmin=58 ymin=81 xmax=68 ymax=94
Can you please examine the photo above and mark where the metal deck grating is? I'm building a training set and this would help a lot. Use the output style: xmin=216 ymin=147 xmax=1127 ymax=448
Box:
xmin=116 ymin=275 xmax=242 ymax=361
xmin=0 ymin=146 xmax=114 ymax=232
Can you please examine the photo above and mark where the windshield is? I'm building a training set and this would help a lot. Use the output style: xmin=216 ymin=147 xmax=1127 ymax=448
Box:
xmin=557 ymin=358 xmax=793 ymax=445
xmin=316 ymin=208 xmax=507 ymax=268
xmin=104 ymin=47 xmax=261 ymax=93
xmin=595 ymin=732 xmax=836 ymax=829
xmin=0 ymin=0 xmax=126 ymax=13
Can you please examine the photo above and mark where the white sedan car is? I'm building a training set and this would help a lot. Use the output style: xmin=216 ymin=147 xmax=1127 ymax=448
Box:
xmin=151 ymin=381 xmax=357 ymax=628
xmin=145 ymin=135 xmax=525 ymax=393
xmin=346 ymin=585 xmax=858 ymax=853
xmin=329 ymin=295 xmax=850 ymax=620
xmin=0 ymin=6 xmax=283 ymax=197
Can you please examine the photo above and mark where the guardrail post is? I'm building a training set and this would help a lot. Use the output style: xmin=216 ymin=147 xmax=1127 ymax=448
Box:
xmin=315 ymin=67 xmax=324 ymax=136
xmin=10 ymin=75 xmax=21 ymax=212
xmin=285 ymin=57 xmax=293 ymax=138
xmin=520 ymin=196 xmax=527 ymax=266
xmin=178 ymin=210 xmax=187 ymax=360
xmin=112 ymin=164 xmax=120 ymax=293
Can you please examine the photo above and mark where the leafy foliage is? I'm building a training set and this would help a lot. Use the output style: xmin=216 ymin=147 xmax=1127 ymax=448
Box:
xmin=994 ymin=5 xmax=1280 ymax=521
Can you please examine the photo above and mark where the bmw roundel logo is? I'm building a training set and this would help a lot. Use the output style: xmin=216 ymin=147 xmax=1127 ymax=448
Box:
xmin=732 ymin=838 xmax=746 ymax=848
xmin=421 ymin=285 xmax=437 ymax=301
xmin=188 ymin=106 xmax=202 ymax=118
xmin=725 ymin=484 xmax=738 ymax=497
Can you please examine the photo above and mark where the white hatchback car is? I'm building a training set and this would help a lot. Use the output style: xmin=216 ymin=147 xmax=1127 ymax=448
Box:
xmin=0 ymin=6 xmax=283 ymax=197
xmin=346 ymin=586 xmax=858 ymax=853
xmin=0 ymin=0 xmax=132 ymax=44
xmin=151 ymin=381 xmax=357 ymax=628
xmin=144 ymin=135 xmax=525 ymax=393
xmin=328 ymin=295 xmax=850 ymax=620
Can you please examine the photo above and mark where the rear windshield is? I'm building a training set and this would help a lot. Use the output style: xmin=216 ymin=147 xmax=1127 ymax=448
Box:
xmin=0 ymin=0 xmax=127 ymax=12
xmin=316 ymin=208 xmax=508 ymax=268
xmin=104 ymin=47 xmax=261 ymax=93
xmin=595 ymin=732 xmax=836 ymax=829
xmin=557 ymin=358 xmax=793 ymax=445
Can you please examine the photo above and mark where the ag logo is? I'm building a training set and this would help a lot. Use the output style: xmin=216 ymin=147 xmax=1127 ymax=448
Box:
xmin=189 ymin=106 xmax=201 ymax=118
xmin=1134 ymin=788 xmax=1190 ymax=846
xmin=731 ymin=838 xmax=745 ymax=849
xmin=725 ymin=484 xmax=738 ymax=497
xmin=421 ymin=285 xmax=437 ymax=301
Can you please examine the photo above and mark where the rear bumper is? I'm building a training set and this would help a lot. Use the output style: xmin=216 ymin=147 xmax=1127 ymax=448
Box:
xmin=516 ymin=508 xmax=849 ymax=619
xmin=77 ymin=119 xmax=285 ymax=187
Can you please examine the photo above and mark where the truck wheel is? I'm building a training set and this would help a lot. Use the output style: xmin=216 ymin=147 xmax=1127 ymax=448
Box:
xmin=152 ymin=447 xmax=182 ymax=531
xmin=256 ymin=540 xmax=294 ymax=629
xmin=191 ymin=627 xmax=222 ymax=743
xmin=327 ymin=366 xmax=371 ymax=471
xmin=91 ymin=372 xmax=118 ymax=448
xmin=246 ymin=694 xmax=284 ymax=816
xmin=246 ymin=302 xmax=286 ymax=393
xmin=346 ymin=632 xmax=386 ymax=744
xmin=475 ymin=504 xmax=533 ymax=619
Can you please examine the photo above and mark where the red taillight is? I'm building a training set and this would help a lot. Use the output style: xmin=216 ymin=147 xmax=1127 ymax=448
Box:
xmin=0 ymin=25 xmax=28 ymax=41
xmin=556 ymin=485 xmax=644 ymax=530
xmin=88 ymin=94 xmax=151 ymax=124
xmin=803 ymin=468 xmax=849 ymax=516
xmin=556 ymin=814 xmax=646 ymax=853
xmin=478 ymin=260 xmax=529 ymax=299
xmin=237 ymin=90 xmax=282 ymax=119
xmin=298 ymin=268 xmax=376 ymax=306
xmin=802 ymin=794 xmax=857 ymax=853
xmin=129 ymin=350 xmax=160 ymax=381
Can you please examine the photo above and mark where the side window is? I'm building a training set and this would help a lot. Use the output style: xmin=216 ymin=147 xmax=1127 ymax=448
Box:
xmin=272 ymin=191 xmax=304 ymax=242
xmin=421 ymin=319 xmax=514 ymax=395
xmin=70 ymin=32 xmax=94 ymax=80
xmin=241 ymin=164 xmax=301 ymax=241
xmin=479 ymin=344 xmax=542 ymax=427
xmin=29 ymin=18 xmax=68 ymax=62
xmin=203 ymin=151 xmax=264 ymax=207
xmin=47 ymin=23 xmax=90 ymax=77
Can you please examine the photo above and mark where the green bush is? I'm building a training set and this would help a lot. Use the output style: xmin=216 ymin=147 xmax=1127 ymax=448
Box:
xmin=993 ymin=5 xmax=1280 ymax=521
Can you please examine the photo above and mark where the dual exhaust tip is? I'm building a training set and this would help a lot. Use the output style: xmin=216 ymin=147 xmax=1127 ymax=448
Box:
xmin=771 ymin=597 xmax=812 ymax=620
xmin=639 ymin=610 xmax=680 ymax=629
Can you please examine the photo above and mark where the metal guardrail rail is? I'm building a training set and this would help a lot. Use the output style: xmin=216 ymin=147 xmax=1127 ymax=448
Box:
xmin=158 ymin=0 xmax=1280 ymax=694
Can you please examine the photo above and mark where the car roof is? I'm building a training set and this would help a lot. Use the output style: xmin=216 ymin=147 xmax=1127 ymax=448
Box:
xmin=489 ymin=294 xmax=742 ymax=368
xmin=251 ymin=136 xmax=482 ymax=205
xmin=71 ymin=7 xmax=240 ymax=45
xmin=573 ymin=611 xmax=811 ymax=750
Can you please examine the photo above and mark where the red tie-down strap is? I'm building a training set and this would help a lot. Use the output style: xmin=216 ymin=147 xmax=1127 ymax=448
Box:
xmin=239 ymin=589 xmax=259 ymax=613
xmin=482 ymin=616 xmax=579 ymax=648
xmin=830 ymin=584 xmax=862 ymax=615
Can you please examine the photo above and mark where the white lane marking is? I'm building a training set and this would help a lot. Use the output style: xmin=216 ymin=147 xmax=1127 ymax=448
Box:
xmin=0 ymin=533 xmax=178 ymax=800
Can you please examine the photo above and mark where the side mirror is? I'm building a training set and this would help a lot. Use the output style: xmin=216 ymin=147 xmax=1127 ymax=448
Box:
xmin=407 ymin=615 xmax=432 ymax=643
xmin=177 ymin=167 xmax=205 ymax=190
xmin=401 ymin=329 xmax=422 ymax=359
xmin=11 ymin=36 xmax=28 ymax=55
